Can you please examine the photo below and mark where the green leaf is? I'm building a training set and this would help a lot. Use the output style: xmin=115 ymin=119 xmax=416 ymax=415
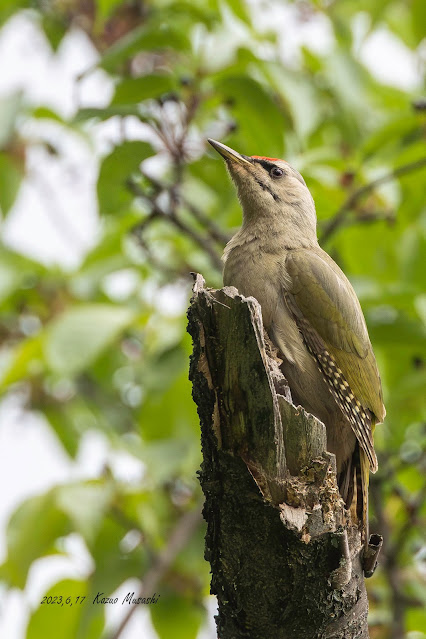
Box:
xmin=55 ymin=480 xmax=115 ymax=545
xmin=407 ymin=607 xmax=426 ymax=634
xmin=0 ymin=334 xmax=45 ymax=392
xmin=386 ymin=1 xmax=419 ymax=48
xmin=169 ymin=1 xmax=218 ymax=27
xmin=361 ymin=115 xmax=423 ymax=161
xmin=141 ymin=438 xmax=199 ymax=485
xmin=88 ymin=516 xmax=147 ymax=597
xmin=139 ymin=366 xmax=198 ymax=442
xmin=265 ymin=64 xmax=322 ymax=141
xmin=0 ymin=1 xmax=28 ymax=27
xmin=43 ymin=405 xmax=81 ymax=458
xmin=368 ymin=313 xmax=426 ymax=348
xmin=44 ymin=304 xmax=135 ymax=375
xmin=112 ymin=74 xmax=177 ymax=105
xmin=97 ymin=141 xmax=153 ymax=215
xmin=0 ymin=92 xmax=22 ymax=148
xmin=412 ymin=0 xmax=426 ymax=44
xmin=31 ymin=106 xmax=67 ymax=122
xmin=227 ymin=0 xmax=251 ymax=23
xmin=0 ymin=252 xmax=25 ymax=303
xmin=26 ymin=579 xmax=104 ymax=639
xmin=41 ymin=13 xmax=67 ymax=50
xmin=150 ymin=592 xmax=205 ymax=639
xmin=74 ymin=105 xmax=145 ymax=123
xmin=0 ymin=492 xmax=70 ymax=589
xmin=0 ymin=152 xmax=24 ymax=215
xmin=396 ymin=465 xmax=425 ymax=494
xmin=99 ymin=20 xmax=189 ymax=73
xmin=97 ymin=0 xmax=123 ymax=20
xmin=0 ymin=251 xmax=47 ymax=305
xmin=214 ymin=75 xmax=286 ymax=157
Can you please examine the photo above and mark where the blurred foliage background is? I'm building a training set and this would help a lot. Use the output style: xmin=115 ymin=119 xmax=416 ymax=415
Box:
xmin=0 ymin=0 xmax=425 ymax=638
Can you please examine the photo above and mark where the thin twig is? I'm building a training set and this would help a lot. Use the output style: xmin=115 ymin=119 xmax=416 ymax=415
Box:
xmin=127 ymin=180 xmax=223 ymax=271
xmin=181 ymin=197 xmax=231 ymax=245
xmin=109 ymin=507 xmax=203 ymax=639
xmin=320 ymin=157 xmax=426 ymax=243
xmin=131 ymin=232 xmax=184 ymax=278
xmin=168 ymin=212 xmax=223 ymax=270
xmin=141 ymin=171 xmax=230 ymax=245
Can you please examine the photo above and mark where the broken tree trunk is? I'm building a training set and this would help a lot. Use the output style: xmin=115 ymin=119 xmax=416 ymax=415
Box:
xmin=187 ymin=274 xmax=373 ymax=639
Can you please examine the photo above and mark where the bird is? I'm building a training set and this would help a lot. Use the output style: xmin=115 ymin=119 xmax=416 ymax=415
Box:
xmin=207 ymin=138 xmax=386 ymax=547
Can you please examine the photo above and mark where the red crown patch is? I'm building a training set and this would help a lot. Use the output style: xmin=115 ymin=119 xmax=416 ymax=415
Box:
xmin=251 ymin=155 xmax=285 ymax=163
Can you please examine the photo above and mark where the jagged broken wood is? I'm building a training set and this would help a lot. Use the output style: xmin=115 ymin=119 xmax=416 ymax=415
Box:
xmin=188 ymin=274 xmax=377 ymax=639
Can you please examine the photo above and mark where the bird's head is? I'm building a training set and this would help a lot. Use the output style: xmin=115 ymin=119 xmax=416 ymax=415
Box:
xmin=208 ymin=138 xmax=317 ymax=247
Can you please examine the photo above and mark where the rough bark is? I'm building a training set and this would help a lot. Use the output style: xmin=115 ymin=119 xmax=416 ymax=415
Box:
xmin=187 ymin=275 xmax=370 ymax=639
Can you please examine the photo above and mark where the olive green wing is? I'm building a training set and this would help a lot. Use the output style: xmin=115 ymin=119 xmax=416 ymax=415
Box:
xmin=284 ymin=248 xmax=385 ymax=470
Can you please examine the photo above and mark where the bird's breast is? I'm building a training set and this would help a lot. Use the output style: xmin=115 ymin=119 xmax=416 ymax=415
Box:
xmin=223 ymin=240 xmax=283 ymax=327
xmin=223 ymin=239 xmax=312 ymax=367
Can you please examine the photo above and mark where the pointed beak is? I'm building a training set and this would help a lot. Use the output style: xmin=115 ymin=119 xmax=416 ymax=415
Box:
xmin=207 ymin=139 xmax=253 ymax=167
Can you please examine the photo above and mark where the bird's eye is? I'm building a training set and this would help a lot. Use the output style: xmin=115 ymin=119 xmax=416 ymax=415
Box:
xmin=270 ymin=167 xmax=284 ymax=178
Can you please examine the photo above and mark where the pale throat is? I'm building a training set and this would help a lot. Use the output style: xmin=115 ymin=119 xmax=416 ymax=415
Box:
xmin=236 ymin=198 xmax=319 ymax=251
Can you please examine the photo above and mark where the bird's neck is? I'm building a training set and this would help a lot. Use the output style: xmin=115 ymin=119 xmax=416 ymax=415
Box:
xmin=236 ymin=201 xmax=319 ymax=251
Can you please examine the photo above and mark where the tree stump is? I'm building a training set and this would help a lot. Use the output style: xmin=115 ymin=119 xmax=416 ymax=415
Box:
xmin=188 ymin=274 xmax=372 ymax=639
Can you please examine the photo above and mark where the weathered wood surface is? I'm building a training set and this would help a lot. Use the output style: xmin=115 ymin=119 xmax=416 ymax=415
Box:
xmin=188 ymin=274 xmax=370 ymax=639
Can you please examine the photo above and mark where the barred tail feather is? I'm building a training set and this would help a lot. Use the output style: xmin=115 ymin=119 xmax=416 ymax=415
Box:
xmin=343 ymin=442 xmax=374 ymax=547
xmin=359 ymin=447 xmax=370 ymax=546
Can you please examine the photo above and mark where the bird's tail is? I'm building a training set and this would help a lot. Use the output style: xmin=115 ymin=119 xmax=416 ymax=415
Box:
xmin=356 ymin=421 xmax=376 ymax=546
xmin=340 ymin=440 xmax=374 ymax=547
xmin=358 ymin=447 xmax=370 ymax=546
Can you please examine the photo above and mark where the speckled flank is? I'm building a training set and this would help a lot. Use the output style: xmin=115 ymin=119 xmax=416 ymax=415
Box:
xmin=310 ymin=346 xmax=378 ymax=473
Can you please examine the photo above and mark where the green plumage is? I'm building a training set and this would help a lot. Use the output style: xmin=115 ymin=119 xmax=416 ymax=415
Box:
xmin=285 ymin=246 xmax=385 ymax=432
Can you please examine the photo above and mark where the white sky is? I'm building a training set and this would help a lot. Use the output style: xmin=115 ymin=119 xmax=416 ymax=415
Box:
xmin=0 ymin=5 xmax=423 ymax=639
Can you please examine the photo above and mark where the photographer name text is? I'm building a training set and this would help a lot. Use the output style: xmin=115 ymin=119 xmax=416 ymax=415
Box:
xmin=93 ymin=592 xmax=160 ymax=605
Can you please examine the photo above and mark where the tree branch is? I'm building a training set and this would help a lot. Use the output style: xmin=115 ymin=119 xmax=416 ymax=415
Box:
xmin=180 ymin=195 xmax=231 ymax=245
xmin=141 ymin=171 xmax=230 ymax=245
xmin=108 ymin=507 xmax=203 ymax=639
xmin=127 ymin=179 xmax=223 ymax=271
xmin=320 ymin=157 xmax=426 ymax=243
